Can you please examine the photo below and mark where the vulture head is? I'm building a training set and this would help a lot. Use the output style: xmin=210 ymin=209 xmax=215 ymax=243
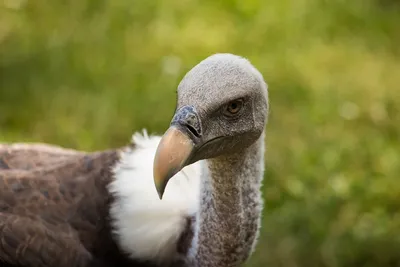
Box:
xmin=154 ymin=53 xmax=268 ymax=198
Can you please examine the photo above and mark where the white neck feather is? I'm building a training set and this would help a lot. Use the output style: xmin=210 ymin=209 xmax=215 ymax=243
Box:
xmin=108 ymin=131 xmax=202 ymax=265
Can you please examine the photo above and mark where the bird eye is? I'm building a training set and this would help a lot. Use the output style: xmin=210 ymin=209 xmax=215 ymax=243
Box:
xmin=223 ymin=99 xmax=244 ymax=117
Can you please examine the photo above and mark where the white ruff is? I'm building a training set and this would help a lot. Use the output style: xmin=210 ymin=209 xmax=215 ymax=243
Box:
xmin=108 ymin=130 xmax=201 ymax=264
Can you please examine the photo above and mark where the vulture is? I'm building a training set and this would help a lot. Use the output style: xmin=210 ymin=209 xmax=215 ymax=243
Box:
xmin=0 ymin=53 xmax=269 ymax=267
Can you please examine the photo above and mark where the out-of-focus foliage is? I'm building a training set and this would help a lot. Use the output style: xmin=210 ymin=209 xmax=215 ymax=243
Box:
xmin=1 ymin=0 xmax=400 ymax=266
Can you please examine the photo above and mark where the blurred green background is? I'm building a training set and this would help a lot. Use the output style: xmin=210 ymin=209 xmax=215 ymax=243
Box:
xmin=1 ymin=0 xmax=400 ymax=266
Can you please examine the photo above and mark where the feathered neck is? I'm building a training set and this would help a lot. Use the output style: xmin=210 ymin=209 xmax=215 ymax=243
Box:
xmin=189 ymin=132 xmax=265 ymax=267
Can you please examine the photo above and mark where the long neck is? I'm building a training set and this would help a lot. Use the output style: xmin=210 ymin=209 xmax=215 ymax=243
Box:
xmin=190 ymin=133 xmax=265 ymax=267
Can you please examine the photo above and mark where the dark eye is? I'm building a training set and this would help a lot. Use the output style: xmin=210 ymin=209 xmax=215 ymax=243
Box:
xmin=223 ymin=99 xmax=244 ymax=117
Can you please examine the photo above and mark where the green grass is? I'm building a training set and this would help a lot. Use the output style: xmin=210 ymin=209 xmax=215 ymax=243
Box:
xmin=1 ymin=0 xmax=400 ymax=266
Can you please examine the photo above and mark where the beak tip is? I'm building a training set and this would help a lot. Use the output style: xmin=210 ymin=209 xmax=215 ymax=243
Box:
xmin=154 ymin=171 xmax=175 ymax=200
xmin=155 ymin=183 xmax=165 ymax=200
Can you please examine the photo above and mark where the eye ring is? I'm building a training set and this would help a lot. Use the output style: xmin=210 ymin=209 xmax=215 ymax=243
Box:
xmin=223 ymin=98 xmax=244 ymax=117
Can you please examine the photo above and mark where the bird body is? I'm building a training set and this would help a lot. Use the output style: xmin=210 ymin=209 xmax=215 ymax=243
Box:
xmin=0 ymin=133 xmax=198 ymax=267
xmin=0 ymin=53 xmax=269 ymax=267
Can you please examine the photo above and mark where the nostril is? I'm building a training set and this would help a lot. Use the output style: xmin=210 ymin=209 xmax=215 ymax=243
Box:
xmin=185 ymin=124 xmax=200 ymax=138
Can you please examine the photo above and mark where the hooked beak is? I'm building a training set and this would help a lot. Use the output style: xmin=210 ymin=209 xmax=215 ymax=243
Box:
xmin=153 ymin=126 xmax=195 ymax=199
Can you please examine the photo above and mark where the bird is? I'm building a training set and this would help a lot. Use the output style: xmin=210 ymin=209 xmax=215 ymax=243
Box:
xmin=0 ymin=53 xmax=269 ymax=267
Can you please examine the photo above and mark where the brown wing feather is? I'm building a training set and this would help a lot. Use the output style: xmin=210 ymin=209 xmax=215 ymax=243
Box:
xmin=0 ymin=212 xmax=92 ymax=267
xmin=0 ymin=143 xmax=85 ymax=171
xmin=0 ymin=148 xmax=121 ymax=267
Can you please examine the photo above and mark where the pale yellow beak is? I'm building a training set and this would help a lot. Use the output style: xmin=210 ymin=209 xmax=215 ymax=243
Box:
xmin=153 ymin=126 xmax=194 ymax=199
